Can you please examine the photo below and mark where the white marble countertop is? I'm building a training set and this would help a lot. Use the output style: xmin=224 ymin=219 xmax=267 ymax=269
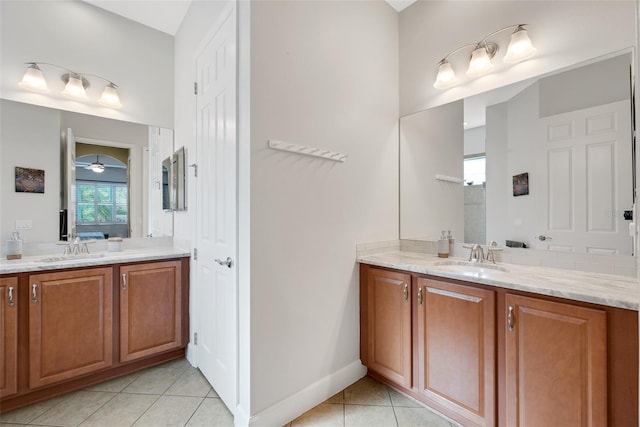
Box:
xmin=0 ymin=247 xmax=190 ymax=275
xmin=358 ymin=251 xmax=639 ymax=311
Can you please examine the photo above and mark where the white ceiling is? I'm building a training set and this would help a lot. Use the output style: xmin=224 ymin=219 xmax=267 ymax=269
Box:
xmin=82 ymin=0 xmax=417 ymax=35
xmin=82 ymin=0 xmax=192 ymax=35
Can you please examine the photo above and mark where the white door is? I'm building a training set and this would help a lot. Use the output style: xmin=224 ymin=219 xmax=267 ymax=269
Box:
xmin=537 ymin=100 xmax=633 ymax=254
xmin=194 ymin=6 xmax=237 ymax=413
xmin=64 ymin=128 xmax=76 ymax=239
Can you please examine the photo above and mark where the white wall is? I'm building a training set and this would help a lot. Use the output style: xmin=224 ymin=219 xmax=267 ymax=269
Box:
xmin=400 ymin=100 xmax=464 ymax=241
xmin=0 ymin=100 xmax=61 ymax=247
xmin=399 ymin=1 xmax=636 ymax=116
xmin=248 ymin=0 xmax=398 ymax=421
xmin=464 ymin=126 xmax=485 ymax=156
xmin=0 ymin=0 xmax=174 ymax=128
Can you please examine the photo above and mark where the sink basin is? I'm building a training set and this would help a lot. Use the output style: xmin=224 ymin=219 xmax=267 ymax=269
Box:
xmin=38 ymin=253 xmax=106 ymax=263
xmin=434 ymin=260 xmax=508 ymax=277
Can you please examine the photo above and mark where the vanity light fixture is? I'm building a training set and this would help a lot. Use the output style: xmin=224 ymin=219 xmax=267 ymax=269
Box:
xmin=433 ymin=24 xmax=536 ymax=89
xmin=87 ymin=155 xmax=105 ymax=173
xmin=18 ymin=62 xmax=122 ymax=108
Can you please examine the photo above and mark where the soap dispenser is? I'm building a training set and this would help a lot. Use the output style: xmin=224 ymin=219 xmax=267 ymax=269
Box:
xmin=7 ymin=231 xmax=23 ymax=260
xmin=438 ymin=231 xmax=449 ymax=258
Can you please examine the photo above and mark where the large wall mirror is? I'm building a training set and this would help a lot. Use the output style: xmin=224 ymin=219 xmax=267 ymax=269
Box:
xmin=400 ymin=49 xmax=635 ymax=256
xmin=0 ymin=99 xmax=174 ymax=243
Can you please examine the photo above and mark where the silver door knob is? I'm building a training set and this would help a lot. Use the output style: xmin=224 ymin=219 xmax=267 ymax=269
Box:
xmin=537 ymin=235 xmax=552 ymax=241
xmin=214 ymin=257 xmax=233 ymax=268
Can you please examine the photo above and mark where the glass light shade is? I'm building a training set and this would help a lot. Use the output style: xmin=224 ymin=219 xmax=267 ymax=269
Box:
xmin=433 ymin=61 xmax=457 ymax=89
xmin=19 ymin=64 xmax=49 ymax=93
xmin=467 ymin=46 xmax=493 ymax=76
xmin=98 ymin=83 xmax=122 ymax=108
xmin=61 ymin=75 xmax=88 ymax=100
xmin=89 ymin=163 xmax=105 ymax=173
xmin=504 ymin=27 xmax=536 ymax=63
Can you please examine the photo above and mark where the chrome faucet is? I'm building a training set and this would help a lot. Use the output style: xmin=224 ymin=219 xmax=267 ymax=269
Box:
xmin=468 ymin=244 xmax=484 ymax=263
xmin=62 ymin=237 xmax=90 ymax=256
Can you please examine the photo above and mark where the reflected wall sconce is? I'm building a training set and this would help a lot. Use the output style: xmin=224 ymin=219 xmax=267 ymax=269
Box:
xmin=433 ymin=24 xmax=536 ymax=89
xmin=18 ymin=62 xmax=122 ymax=108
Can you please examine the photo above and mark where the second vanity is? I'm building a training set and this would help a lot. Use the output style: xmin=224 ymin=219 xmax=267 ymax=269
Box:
xmin=358 ymin=250 xmax=638 ymax=427
xmin=0 ymin=246 xmax=190 ymax=413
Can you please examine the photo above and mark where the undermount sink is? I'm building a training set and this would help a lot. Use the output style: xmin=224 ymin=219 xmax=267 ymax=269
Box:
xmin=38 ymin=253 xmax=106 ymax=263
xmin=434 ymin=260 xmax=508 ymax=276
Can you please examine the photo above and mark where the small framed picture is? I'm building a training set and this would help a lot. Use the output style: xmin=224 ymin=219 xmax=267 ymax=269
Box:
xmin=15 ymin=167 xmax=45 ymax=193
xmin=513 ymin=172 xmax=529 ymax=197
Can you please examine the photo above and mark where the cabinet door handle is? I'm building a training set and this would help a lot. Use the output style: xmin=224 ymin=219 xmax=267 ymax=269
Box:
xmin=403 ymin=283 xmax=408 ymax=302
xmin=507 ymin=305 xmax=515 ymax=331
xmin=32 ymin=283 xmax=38 ymax=303
xmin=122 ymin=273 xmax=127 ymax=290
xmin=8 ymin=286 xmax=14 ymax=307
xmin=417 ymin=286 xmax=423 ymax=306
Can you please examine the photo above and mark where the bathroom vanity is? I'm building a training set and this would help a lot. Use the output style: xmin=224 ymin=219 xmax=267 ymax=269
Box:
xmin=358 ymin=251 xmax=638 ymax=427
xmin=0 ymin=248 xmax=190 ymax=413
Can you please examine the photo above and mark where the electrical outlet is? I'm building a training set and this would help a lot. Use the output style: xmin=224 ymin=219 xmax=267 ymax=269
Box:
xmin=15 ymin=219 xmax=32 ymax=230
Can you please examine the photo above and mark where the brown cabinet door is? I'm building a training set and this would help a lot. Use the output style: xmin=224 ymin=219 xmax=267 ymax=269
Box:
xmin=29 ymin=268 xmax=113 ymax=388
xmin=505 ymin=293 xmax=607 ymax=427
xmin=416 ymin=277 xmax=495 ymax=427
xmin=0 ymin=277 xmax=18 ymax=398
xmin=365 ymin=268 xmax=412 ymax=388
xmin=120 ymin=260 xmax=182 ymax=362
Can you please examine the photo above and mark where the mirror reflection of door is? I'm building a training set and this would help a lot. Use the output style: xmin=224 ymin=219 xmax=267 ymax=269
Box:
xmin=75 ymin=143 xmax=130 ymax=239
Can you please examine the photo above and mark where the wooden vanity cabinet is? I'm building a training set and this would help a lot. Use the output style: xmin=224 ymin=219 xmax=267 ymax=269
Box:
xmin=0 ymin=277 xmax=18 ymax=398
xmin=28 ymin=268 xmax=113 ymax=388
xmin=361 ymin=267 xmax=412 ymax=388
xmin=415 ymin=277 xmax=495 ymax=427
xmin=504 ymin=294 xmax=607 ymax=427
xmin=0 ymin=256 xmax=189 ymax=414
xmin=119 ymin=260 xmax=183 ymax=362
xmin=361 ymin=264 xmax=638 ymax=427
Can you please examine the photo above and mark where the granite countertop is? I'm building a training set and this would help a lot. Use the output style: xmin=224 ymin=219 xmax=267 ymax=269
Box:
xmin=0 ymin=247 xmax=190 ymax=275
xmin=358 ymin=251 xmax=639 ymax=311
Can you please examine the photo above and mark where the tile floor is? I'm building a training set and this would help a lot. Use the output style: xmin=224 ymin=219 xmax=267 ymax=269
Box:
xmin=1 ymin=359 xmax=457 ymax=427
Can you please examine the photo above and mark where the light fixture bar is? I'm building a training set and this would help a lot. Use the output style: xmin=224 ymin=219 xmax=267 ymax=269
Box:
xmin=17 ymin=62 xmax=122 ymax=108
xmin=433 ymin=24 xmax=536 ymax=89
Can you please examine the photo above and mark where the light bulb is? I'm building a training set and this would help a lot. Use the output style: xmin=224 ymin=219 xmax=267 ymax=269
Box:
xmin=504 ymin=26 xmax=536 ymax=63
xmin=98 ymin=83 xmax=122 ymax=108
xmin=433 ymin=61 xmax=457 ymax=89
xmin=467 ymin=46 xmax=493 ymax=76
xmin=19 ymin=64 xmax=49 ymax=93
xmin=62 ymin=74 xmax=88 ymax=100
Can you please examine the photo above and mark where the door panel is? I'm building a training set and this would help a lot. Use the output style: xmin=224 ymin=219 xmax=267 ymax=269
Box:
xmin=195 ymin=5 xmax=237 ymax=412
xmin=0 ymin=277 xmax=18 ymax=398
xmin=29 ymin=268 xmax=113 ymax=388
xmin=505 ymin=293 xmax=607 ymax=426
xmin=417 ymin=278 xmax=495 ymax=426
xmin=120 ymin=261 xmax=182 ymax=362
xmin=366 ymin=268 xmax=412 ymax=387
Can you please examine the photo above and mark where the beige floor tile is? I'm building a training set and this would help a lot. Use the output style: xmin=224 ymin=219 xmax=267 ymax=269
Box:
xmin=159 ymin=358 xmax=192 ymax=372
xmin=325 ymin=391 xmax=344 ymax=404
xmin=185 ymin=397 xmax=234 ymax=427
xmin=387 ymin=388 xmax=422 ymax=408
xmin=291 ymin=403 xmax=344 ymax=426
xmin=394 ymin=406 xmax=451 ymax=427
xmin=165 ymin=368 xmax=212 ymax=397
xmin=0 ymin=423 xmax=25 ymax=426
xmin=207 ymin=388 xmax=219 ymax=398
xmin=78 ymin=393 xmax=159 ymax=427
xmin=0 ymin=396 xmax=64 ymax=424
xmin=31 ymin=391 xmax=116 ymax=427
xmin=344 ymin=404 xmax=397 ymax=427
xmin=344 ymin=377 xmax=391 ymax=406
xmin=132 ymin=395 xmax=203 ymax=427
xmin=86 ymin=372 xmax=140 ymax=393
xmin=122 ymin=365 xmax=185 ymax=395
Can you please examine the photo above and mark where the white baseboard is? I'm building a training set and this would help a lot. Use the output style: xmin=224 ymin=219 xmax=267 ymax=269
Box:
xmin=234 ymin=404 xmax=251 ymax=427
xmin=245 ymin=360 xmax=366 ymax=427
